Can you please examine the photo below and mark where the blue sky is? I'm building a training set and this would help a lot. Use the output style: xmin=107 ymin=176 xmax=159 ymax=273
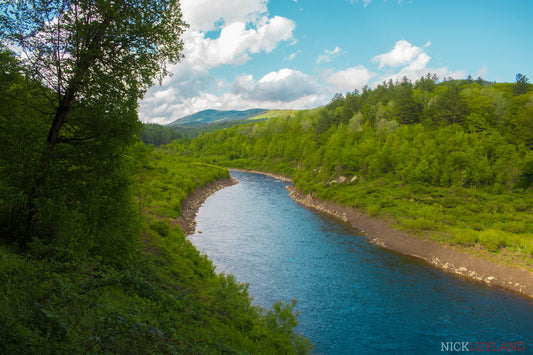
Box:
xmin=139 ymin=0 xmax=533 ymax=124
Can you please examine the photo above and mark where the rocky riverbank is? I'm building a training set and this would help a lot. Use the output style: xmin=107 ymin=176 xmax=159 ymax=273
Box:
xmin=287 ymin=187 xmax=533 ymax=300
xmin=176 ymin=177 xmax=238 ymax=235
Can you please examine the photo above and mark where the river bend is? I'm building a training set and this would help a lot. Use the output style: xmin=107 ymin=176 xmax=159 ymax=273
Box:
xmin=189 ymin=171 xmax=533 ymax=354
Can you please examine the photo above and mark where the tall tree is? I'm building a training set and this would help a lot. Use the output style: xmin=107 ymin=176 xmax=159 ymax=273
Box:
xmin=393 ymin=84 xmax=420 ymax=124
xmin=434 ymin=83 xmax=468 ymax=125
xmin=0 ymin=0 xmax=187 ymax=244
xmin=513 ymin=73 xmax=531 ymax=95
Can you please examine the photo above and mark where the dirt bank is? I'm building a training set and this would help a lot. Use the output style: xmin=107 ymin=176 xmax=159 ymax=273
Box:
xmin=176 ymin=177 xmax=238 ymax=235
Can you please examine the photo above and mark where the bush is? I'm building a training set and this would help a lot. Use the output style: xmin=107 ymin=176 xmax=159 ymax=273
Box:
xmin=453 ymin=229 xmax=479 ymax=246
xmin=477 ymin=230 xmax=509 ymax=252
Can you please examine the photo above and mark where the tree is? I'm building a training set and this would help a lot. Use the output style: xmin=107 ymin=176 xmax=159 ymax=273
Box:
xmin=0 ymin=0 xmax=187 ymax=244
xmin=433 ymin=83 xmax=468 ymax=125
xmin=0 ymin=47 xmax=50 ymax=241
xmin=513 ymin=73 xmax=531 ymax=95
xmin=393 ymin=84 xmax=420 ymax=124
xmin=507 ymin=94 xmax=533 ymax=148
xmin=415 ymin=73 xmax=438 ymax=92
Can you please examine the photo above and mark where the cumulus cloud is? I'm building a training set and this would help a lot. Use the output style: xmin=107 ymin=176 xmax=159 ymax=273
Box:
xmin=373 ymin=41 xmax=465 ymax=84
xmin=372 ymin=40 xmax=426 ymax=69
xmin=140 ymin=68 xmax=327 ymax=124
xmin=232 ymin=68 xmax=321 ymax=102
xmin=179 ymin=0 xmax=295 ymax=70
xmin=180 ymin=0 xmax=268 ymax=31
xmin=140 ymin=0 xmax=297 ymax=123
xmin=182 ymin=16 xmax=295 ymax=71
xmin=324 ymin=66 xmax=375 ymax=92
xmin=316 ymin=46 xmax=342 ymax=64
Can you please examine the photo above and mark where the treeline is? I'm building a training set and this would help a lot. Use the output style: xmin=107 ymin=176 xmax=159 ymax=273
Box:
xmin=141 ymin=123 xmax=183 ymax=147
xmin=175 ymin=75 xmax=533 ymax=257
xmin=140 ymin=120 xmax=272 ymax=146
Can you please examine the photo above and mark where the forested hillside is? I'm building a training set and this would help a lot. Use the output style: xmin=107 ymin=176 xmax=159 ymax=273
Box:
xmin=175 ymin=75 xmax=533 ymax=261
xmin=168 ymin=109 xmax=268 ymax=127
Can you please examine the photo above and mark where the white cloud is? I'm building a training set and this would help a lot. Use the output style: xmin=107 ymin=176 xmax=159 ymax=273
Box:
xmin=286 ymin=50 xmax=301 ymax=61
xmin=140 ymin=69 xmax=327 ymax=124
xmin=180 ymin=0 xmax=268 ymax=31
xmin=373 ymin=41 xmax=466 ymax=84
xmin=372 ymin=40 xmax=424 ymax=69
xmin=324 ymin=66 xmax=375 ymax=92
xmin=232 ymin=68 xmax=322 ymax=102
xmin=182 ymin=16 xmax=295 ymax=71
xmin=316 ymin=46 xmax=342 ymax=64
xmin=367 ymin=40 xmax=466 ymax=84
xmin=140 ymin=1 xmax=297 ymax=123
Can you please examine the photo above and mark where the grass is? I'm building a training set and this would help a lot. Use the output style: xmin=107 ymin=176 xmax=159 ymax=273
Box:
xmin=249 ymin=109 xmax=299 ymax=120
xmin=317 ymin=179 xmax=533 ymax=262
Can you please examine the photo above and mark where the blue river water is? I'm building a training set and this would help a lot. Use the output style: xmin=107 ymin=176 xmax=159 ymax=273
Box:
xmin=189 ymin=171 xmax=533 ymax=354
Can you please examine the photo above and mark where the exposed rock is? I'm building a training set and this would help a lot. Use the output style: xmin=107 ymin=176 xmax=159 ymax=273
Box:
xmin=176 ymin=177 xmax=238 ymax=235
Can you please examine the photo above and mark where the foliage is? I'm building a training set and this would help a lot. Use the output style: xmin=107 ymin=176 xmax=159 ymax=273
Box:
xmin=141 ymin=123 xmax=183 ymax=147
xmin=514 ymin=73 xmax=531 ymax=96
xmin=164 ymin=109 xmax=297 ymax=139
xmin=0 ymin=0 xmax=187 ymax=245
xmin=168 ymin=108 xmax=269 ymax=127
xmin=178 ymin=76 xmax=533 ymax=261
xmin=0 ymin=144 xmax=313 ymax=354
xmin=0 ymin=8 xmax=311 ymax=353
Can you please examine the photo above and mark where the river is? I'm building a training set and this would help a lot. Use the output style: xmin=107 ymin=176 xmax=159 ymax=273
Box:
xmin=189 ymin=171 xmax=533 ymax=354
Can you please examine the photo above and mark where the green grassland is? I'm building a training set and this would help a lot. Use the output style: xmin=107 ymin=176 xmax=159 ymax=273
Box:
xmin=248 ymin=109 xmax=300 ymax=120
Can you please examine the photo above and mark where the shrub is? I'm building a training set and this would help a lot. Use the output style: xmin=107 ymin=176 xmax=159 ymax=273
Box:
xmin=453 ymin=229 xmax=479 ymax=246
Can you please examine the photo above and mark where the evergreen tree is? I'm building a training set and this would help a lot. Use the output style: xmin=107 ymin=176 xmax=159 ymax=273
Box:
xmin=513 ymin=73 xmax=531 ymax=95
xmin=434 ymin=83 xmax=468 ymax=125
xmin=394 ymin=85 xmax=420 ymax=124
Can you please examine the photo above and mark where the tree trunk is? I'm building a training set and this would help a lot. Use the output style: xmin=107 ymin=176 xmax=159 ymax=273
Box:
xmin=22 ymin=21 xmax=109 ymax=246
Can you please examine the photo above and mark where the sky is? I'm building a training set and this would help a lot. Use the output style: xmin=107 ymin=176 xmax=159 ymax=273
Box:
xmin=139 ymin=0 xmax=533 ymax=124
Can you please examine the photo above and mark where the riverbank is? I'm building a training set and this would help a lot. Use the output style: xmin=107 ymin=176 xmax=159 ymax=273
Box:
xmin=289 ymin=187 xmax=533 ymax=300
xmin=225 ymin=169 xmax=533 ymax=300
xmin=176 ymin=177 xmax=238 ymax=235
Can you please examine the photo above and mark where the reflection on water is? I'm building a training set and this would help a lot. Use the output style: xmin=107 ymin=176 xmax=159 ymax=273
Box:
xmin=189 ymin=171 xmax=533 ymax=354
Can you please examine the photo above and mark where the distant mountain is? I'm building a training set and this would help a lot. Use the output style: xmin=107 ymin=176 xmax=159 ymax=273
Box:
xmin=167 ymin=109 xmax=269 ymax=127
